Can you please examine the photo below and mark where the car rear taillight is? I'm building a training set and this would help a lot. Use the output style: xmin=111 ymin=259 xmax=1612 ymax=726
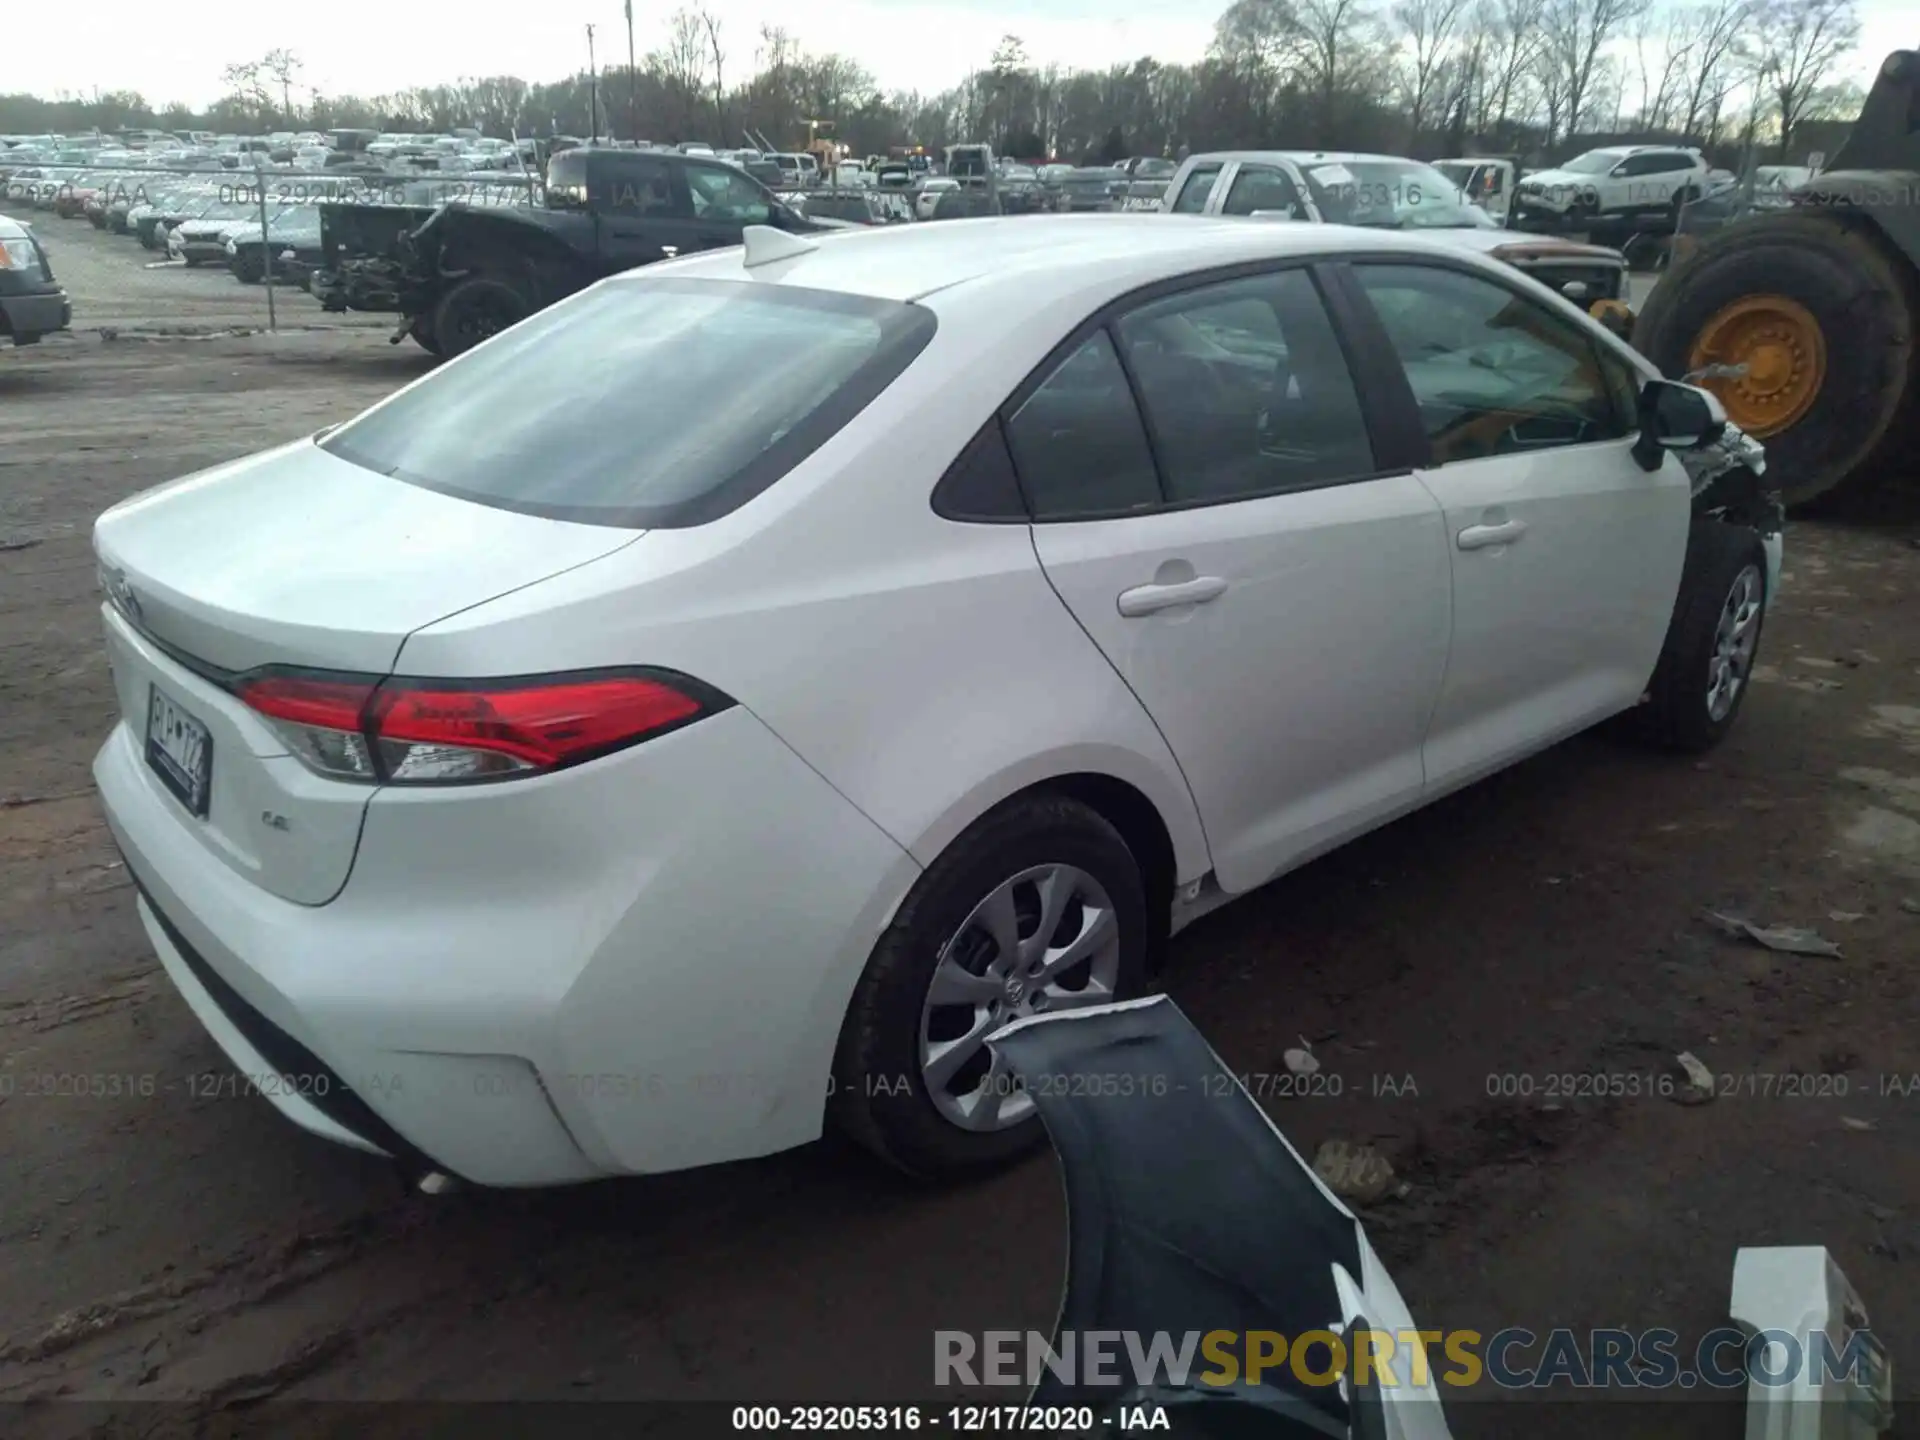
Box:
xmin=234 ymin=669 xmax=729 ymax=784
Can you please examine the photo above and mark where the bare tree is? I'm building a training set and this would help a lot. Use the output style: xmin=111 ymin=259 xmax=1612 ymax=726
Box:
xmin=1482 ymin=0 xmax=1547 ymax=129
xmin=1286 ymin=0 xmax=1383 ymax=143
xmin=1630 ymin=7 xmax=1693 ymax=130
xmin=701 ymin=9 xmax=726 ymax=133
xmin=261 ymin=49 xmax=304 ymax=124
xmin=657 ymin=8 xmax=711 ymax=136
xmin=1540 ymin=0 xmax=1645 ymax=140
xmin=1680 ymin=0 xmax=1752 ymax=138
xmin=1393 ymin=0 xmax=1469 ymax=140
xmin=1747 ymin=0 xmax=1861 ymax=158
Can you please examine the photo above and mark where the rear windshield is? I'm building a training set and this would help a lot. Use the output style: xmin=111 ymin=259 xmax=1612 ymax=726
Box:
xmin=320 ymin=276 xmax=937 ymax=528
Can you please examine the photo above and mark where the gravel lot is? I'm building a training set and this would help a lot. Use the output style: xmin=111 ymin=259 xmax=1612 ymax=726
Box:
xmin=4 ymin=213 xmax=1920 ymax=1437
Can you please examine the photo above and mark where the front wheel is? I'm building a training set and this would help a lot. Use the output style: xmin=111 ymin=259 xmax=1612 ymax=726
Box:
xmin=831 ymin=794 xmax=1150 ymax=1180
xmin=432 ymin=275 xmax=531 ymax=358
xmin=1627 ymin=521 xmax=1769 ymax=753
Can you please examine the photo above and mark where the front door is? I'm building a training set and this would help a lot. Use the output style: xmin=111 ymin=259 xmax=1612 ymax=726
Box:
xmin=1015 ymin=265 xmax=1452 ymax=893
xmin=1342 ymin=260 xmax=1690 ymax=793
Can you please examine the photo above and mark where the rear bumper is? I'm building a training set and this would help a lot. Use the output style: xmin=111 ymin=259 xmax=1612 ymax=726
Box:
xmin=94 ymin=699 xmax=919 ymax=1186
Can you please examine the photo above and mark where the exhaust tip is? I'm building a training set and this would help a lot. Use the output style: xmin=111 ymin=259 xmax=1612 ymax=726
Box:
xmin=416 ymin=1170 xmax=461 ymax=1196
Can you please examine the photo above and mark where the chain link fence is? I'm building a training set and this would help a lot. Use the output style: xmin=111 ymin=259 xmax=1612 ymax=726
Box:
xmin=1 ymin=159 xmax=539 ymax=332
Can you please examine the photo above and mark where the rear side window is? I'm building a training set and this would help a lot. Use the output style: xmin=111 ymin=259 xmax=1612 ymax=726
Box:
xmin=1221 ymin=165 xmax=1304 ymax=218
xmin=1170 ymin=164 xmax=1221 ymax=214
xmin=321 ymin=277 xmax=937 ymax=528
xmin=1004 ymin=331 xmax=1161 ymax=519
xmin=1113 ymin=269 xmax=1375 ymax=501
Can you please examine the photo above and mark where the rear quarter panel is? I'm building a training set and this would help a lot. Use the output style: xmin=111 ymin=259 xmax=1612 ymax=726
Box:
xmin=390 ymin=282 xmax=1212 ymax=886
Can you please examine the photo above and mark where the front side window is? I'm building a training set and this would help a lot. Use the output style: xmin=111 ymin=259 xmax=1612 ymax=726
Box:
xmin=322 ymin=277 xmax=936 ymax=528
xmin=686 ymin=164 xmax=773 ymax=224
xmin=1004 ymin=331 xmax=1161 ymax=519
xmin=1300 ymin=159 xmax=1486 ymax=230
xmin=1114 ymin=269 xmax=1375 ymax=502
xmin=1170 ymin=164 xmax=1221 ymax=214
xmin=1354 ymin=263 xmax=1628 ymax=464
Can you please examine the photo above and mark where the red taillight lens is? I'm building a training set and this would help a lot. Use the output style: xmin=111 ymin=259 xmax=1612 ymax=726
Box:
xmin=372 ymin=676 xmax=706 ymax=774
xmin=233 ymin=669 xmax=726 ymax=784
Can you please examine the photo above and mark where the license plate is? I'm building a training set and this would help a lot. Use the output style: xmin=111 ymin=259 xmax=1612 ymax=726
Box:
xmin=145 ymin=685 xmax=213 ymax=818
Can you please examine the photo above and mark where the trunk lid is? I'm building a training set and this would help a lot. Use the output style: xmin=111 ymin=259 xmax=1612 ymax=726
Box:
xmin=94 ymin=438 xmax=641 ymax=905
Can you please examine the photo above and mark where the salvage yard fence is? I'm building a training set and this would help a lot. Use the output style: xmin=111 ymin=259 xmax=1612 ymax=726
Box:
xmin=3 ymin=160 xmax=541 ymax=331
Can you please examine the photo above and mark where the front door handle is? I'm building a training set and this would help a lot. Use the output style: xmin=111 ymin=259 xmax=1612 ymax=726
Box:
xmin=1457 ymin=519 xmax=1528 ymax=550
xmin=1117 ymin=576 xmax=1229 ymax=616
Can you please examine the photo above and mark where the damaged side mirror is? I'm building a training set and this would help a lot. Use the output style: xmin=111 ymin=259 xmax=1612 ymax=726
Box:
xmin=1633 ymin=378 xmax=1728 ymax=471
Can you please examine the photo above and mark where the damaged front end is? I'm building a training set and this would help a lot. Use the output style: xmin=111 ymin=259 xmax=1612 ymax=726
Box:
xmin=1680 ymin=409 xmax=1784 ymax=603
xmin=308 ymin=201 xmax=443 ymax=315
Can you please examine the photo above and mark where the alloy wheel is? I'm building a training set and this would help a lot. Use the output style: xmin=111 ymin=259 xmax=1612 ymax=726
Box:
xmin=918 ymin=863 xmax=1123 ymax=1132
xmin=1707 ymin=563 xmax=1763 ymax=722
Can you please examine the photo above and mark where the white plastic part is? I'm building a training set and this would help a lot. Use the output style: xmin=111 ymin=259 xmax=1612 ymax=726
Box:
xmin=741 ymin=223 xmax=819 ymax=269
xmin=1729 ymin=1246 xmax=1892 ymax=1438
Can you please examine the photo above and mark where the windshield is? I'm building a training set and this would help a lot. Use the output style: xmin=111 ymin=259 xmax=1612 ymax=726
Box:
xmin=321 ymin=277 xmax=937 ymax=528
xmin=1559 ymin=150 xmax=1623 ymax=175
xmin=1300 ymin=159 xmax=1489 ymax=229
xmin=1135 ymin=159 xmax=1176 ymax=178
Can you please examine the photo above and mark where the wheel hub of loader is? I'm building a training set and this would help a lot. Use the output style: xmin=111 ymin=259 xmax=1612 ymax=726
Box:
xmin=1687 ymin=295 xmax=1827 ymax=438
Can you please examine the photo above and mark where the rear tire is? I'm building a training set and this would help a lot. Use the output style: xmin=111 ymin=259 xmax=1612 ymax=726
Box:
xmin=831 ymin=794 xmax=1150 ymax=1181
xmin=1632 ymin=211 xmax=1919 ymax=507
xmin=432 ymin=275 xmax=531 ymax=358
xmin=1627 ymin=521 xmax=1769 ymax=753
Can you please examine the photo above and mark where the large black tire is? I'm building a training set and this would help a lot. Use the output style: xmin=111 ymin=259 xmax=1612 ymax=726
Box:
xmin=831 ymin=794 xmax=1151 ymax=1181
xmin=1633 ymin=211 xmax=1919 ymax=507
xmin=1627 ymin=521 xmax=1769 ymax=753
xmin=408 ymin=316 xmax=443 ymax=357
xmin=431 ymin=275 xmax=531 ymax=358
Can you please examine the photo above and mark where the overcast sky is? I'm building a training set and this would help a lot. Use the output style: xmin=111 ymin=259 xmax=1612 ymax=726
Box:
xmin=3 ymin=0 xmax=1908 ymax=113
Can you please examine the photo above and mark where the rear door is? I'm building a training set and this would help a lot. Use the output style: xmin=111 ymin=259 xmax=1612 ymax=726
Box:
xmin=588 ymin=152 xmax=700 ymax=268
xmin=1338 ymin=259 xmax=1689 ymax=793
xmin=1214 ymin=161 xmax=1310 ymax=220
xmin=1165 ymin=161 xmax=1224 ymax=214
xmin=1018 ymin=263 xmax=1451 ymax=893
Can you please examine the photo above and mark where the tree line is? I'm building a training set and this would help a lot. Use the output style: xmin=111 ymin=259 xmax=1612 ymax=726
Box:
xmin=0 ymin=0 xmax=1865 ymax=168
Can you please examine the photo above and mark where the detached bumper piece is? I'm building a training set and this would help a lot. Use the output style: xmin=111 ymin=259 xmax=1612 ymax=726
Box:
xmin=1730 ymin=1247 xmax=1893 ymax=1437
xmin=988 ymin=995 xmax=1439 ymax=1437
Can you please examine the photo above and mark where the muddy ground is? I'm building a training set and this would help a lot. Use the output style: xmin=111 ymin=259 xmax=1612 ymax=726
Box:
xmin=3 ymin=215 xmax=1920 ymax=1439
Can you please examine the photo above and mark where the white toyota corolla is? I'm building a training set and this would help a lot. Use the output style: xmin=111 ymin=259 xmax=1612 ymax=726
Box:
xmin=93 ymin=214 xmax=1782 ymax=1188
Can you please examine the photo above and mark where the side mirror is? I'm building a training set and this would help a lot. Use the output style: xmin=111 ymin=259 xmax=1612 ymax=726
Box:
xmin=1633 ymin=379 xmax=1727 ymax=470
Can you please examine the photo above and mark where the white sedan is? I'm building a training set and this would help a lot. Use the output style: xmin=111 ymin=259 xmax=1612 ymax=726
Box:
xmin=92 ymin=215 xmax=1780 ymax=1188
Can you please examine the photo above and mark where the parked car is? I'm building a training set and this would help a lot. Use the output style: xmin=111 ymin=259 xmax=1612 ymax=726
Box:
xmin=226 ymin=205 xmax=325 ymax=283
xmin=1512 ymin=145 xmax=1714 ymax=235
xmin=92 ymin=214 xmax=1779 ymax=1189
xmin=1434 ymin=156 xmax=1517 ymax=223
xmin=912 ymin=176 xmax=962 ymax=220
xmin=1055 ymin=165 xmax=1126 ymax=212
xmin=1159 ymin=151 xmax=1637 ymax=334
xmin=310 ymin=149 xmax=835 ymax=357
xmin=169 ymin=200 xmax=283 ymax=265
xmin=0 ymin=213 xmax=70 ymax=346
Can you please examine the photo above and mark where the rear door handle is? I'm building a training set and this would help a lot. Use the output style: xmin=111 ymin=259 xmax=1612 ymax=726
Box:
xmin=1457 ymin=520 xmax=1528 ymax=550
xmin=1117 ymin=576 xmax=1229 ymax=616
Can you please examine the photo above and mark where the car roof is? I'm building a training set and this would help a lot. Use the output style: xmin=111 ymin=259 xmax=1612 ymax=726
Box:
xmin=640 ymin=212 xmax=1512 ymax=306
xmin=1186 ymin=150 xmax=1428 ymax=167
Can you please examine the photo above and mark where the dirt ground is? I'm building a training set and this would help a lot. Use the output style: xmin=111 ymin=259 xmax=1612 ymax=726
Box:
xmin=4 ymin=215 xmax=1920 ymax=1439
